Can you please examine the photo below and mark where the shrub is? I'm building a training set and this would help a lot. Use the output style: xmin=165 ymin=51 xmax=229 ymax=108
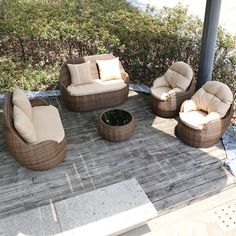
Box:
xmin=0 ymin=57 xmax=59 ymax=91
xmin=0 ymin=0 xmax=235 ymax=96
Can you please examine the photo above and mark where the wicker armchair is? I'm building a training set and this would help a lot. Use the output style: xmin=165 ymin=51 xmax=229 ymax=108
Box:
xmin=3 ymin=92 xmax=67 ymax=171
xmin=59 ymin=54 xmax=129 ymax=112
xmin=150 ymin=61 xmax=195 ymax=118
xmin=176 ymin=81 xmax=234 ymax=148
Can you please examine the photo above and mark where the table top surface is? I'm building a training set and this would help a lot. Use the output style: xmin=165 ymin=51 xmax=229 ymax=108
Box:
xmin=101 ymin=109 xmax=133 ymax=126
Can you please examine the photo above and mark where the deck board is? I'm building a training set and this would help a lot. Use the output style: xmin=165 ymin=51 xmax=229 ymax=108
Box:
xmin=0 ymin=91 xmax=235 ymax=219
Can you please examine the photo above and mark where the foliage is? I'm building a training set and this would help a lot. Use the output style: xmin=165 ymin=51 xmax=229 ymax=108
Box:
xmin=0 ymin=0 xmax=235 ymax=95
xmin=0 ymin=57 xmax=59 ymax=91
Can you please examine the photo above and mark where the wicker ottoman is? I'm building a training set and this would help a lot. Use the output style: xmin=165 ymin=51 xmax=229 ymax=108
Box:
xmin=98 ymin=109 xmax=135 ymax=142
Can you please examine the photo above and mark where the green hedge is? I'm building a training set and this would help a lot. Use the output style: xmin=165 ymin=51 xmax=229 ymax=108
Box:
xmin=0 ymin=0 xmax=235 ymax=95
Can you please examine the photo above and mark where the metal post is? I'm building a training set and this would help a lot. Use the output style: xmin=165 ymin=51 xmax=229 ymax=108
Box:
xmin=197 ymin=0 xmax=222 ymax=89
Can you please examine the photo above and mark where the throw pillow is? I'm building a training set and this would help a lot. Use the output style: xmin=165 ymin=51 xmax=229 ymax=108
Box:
xmin=67 ymin=61 xmax=93 ymax=86
xmin=96 ymin=57 xmax=122 ymax=81
xmin=13 ymin=106 xmax=37 ymax=143
xmin=12 ymin=87 xmax=32 ymax=119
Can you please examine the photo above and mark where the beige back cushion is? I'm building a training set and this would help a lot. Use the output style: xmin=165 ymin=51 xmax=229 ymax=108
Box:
xmin=13 ymin=106 xmax=37 ymax=143
xmin=12 ymin=87 xmax=32 ymax=119
xmin=164 ymin=61 xmax=193 ymax=91
xmin=192 ymin=81 xmax=233 ymax=118
xmin=67 ymin=61 xmax=93 ymax=86
xmin=96 ymin=57 xmax=122 ymax=81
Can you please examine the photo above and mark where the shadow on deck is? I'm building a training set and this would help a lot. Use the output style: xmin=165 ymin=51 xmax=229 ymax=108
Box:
xmin=0 ymin=91 xmax=235 ymax=219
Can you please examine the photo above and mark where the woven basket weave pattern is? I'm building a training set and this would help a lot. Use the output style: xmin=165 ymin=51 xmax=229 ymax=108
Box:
xmin=98 ymin=113 xmax=135 ymax=142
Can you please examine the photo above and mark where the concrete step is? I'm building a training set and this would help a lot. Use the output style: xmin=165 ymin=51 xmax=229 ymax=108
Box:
xmin=0 ymin=178 xmax=157 ymax=236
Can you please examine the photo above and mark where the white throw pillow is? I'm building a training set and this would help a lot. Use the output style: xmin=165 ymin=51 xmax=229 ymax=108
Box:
xmin=67 ymin=61 xmax=93 ymax=86
xmin=13 ymin=106 xmax=37 ymax=144
xmin=12 ymin=87 xmax=32 ymax=119
xmin=96 ymin=57 xmax=122 ymax=81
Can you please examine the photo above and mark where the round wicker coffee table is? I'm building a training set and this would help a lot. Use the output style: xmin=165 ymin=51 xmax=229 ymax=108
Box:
xmin=98 ymin=109 xmax=135 ymax=142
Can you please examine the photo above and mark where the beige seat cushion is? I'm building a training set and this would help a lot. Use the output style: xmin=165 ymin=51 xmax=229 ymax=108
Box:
xmin=96 ymin=57 xmax=122 ymax=81
xmin=67 ymin=61 xmax=93 ymax=86
xmin=32 ymin=105 xmax=65 ymax=143
xmin=179 ymin=110 xmax=208 ymax=130
xmin=67 ymin=79 xmax=126 ymax=96
xmin=12 ymin=87 xmax=32 ymax=119
xmin=13 ymin=106 xmax=37 ymax=143
xmin=192 ymin=81 xmax=233 ymax=118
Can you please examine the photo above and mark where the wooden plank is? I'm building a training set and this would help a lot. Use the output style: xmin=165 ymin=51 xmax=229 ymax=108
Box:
xmin=0 ymin=93 xmax=233 ymax=220
xmin=153 ymin=172 xmax=236 ymax=215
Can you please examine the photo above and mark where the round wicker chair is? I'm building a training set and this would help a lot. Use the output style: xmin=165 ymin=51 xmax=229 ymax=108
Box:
xmin=176 ymin=81 xmax=234 ymax=148
xmin=150 ymin=62 xmax=195 ymax=118
xmin=176 ymin=105 xmax=233 ymax=148
xmin=3 ymin=92 xmax=67 ymax=171
xmin=59 ymin=54 xmax=129 ymax=112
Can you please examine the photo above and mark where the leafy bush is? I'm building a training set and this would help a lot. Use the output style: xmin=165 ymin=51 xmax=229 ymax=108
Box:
xmin=0 ymin=57 xmax=59 ymax=91
xmin=0 ymin=0 xmax=235 ymax=96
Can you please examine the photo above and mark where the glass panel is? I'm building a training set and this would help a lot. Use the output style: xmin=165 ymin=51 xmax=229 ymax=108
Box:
xmin=101 ymin=109 xmax=132 ymax=126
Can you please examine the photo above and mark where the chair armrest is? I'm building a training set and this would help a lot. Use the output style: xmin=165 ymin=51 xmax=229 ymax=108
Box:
xmin=180 ymin=99 xmax=197 ymax=112
xmin=153 ymin=76 xmax=169 ymax=88
xmin=121 ymin=71 xmax=129 ymax=84
xmin=204 ymin=112 xmax=221 ymax=124
xmin=168 ymin=87 xmax=184 ymax=95
xmin=119 ymin=62 xmax=129 ymax=84
xmin=30 ymin=99 xmax=48 ymax=107
xmin=60 ymin=82 xmax=71 ymax=97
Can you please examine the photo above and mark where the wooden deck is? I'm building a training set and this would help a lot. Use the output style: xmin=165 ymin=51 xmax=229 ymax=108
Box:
xmin=0 ymin=91 xmax=235 ymax=220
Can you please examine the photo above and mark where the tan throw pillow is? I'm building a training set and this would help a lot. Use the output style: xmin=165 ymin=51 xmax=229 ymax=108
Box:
xmin=13 ymin=106 xmax=37 ymax=144
xmin=96 ymin=57 xmax=122 ymax=81
xmin=12 ymin=87 xmax=32 ymax=119
xmin=67 ymin=61 xmax=93 ymax=86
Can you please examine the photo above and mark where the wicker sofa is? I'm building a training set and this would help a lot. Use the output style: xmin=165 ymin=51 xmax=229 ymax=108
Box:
xmin=176 ymin=81 xmax=234 ymax=148
xmin=3 ymin=91 xmax=67 ymax=171
xmin=150 ymin=61 xmax=195 ymax=118
xmin=59 ymin=54 xmax=129 ymax=112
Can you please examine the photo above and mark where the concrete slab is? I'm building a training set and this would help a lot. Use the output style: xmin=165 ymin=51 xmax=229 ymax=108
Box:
xmin=0 ymin=204 xmax=61 ymax=236
xmin=122 ymin=186 xmax=236 ymax=236
xmin=55 ymin=178 xmax=157 ymax=236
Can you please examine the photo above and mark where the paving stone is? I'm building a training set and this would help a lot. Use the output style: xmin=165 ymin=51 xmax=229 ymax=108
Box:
xmin=55 ymin=178 xmax=157 ymax=236
xmin=0 ymin=205 xmax=61 ymax=236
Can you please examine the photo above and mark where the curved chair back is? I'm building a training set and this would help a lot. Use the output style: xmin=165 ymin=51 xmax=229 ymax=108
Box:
xmin=192 ymin=81 xmax=233 ymax=118
xmin=169 ymin=61 xmax=193 ymax=80
xmin=165 ymin=61 xmax=194 ymax=91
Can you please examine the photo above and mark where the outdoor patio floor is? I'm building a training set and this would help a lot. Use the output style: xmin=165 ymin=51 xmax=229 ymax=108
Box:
xmin=0 ymin=91 xmax=235 ymax=220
